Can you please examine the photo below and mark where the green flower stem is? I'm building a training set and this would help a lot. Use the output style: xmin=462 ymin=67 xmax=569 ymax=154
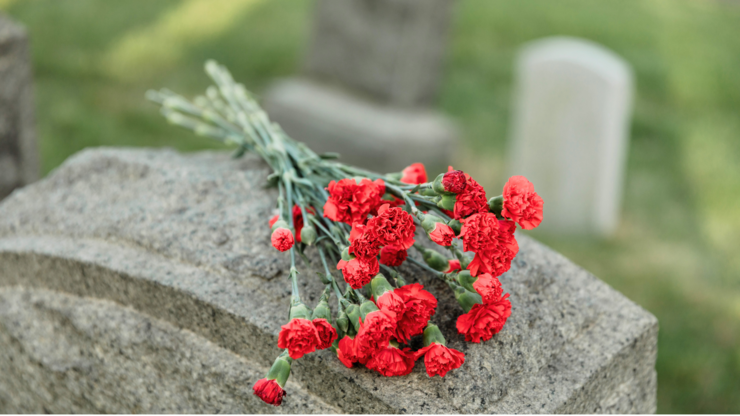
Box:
xmin=384 ymin=183 xmax=418 ymax=214
xmin=310 ymin=217 xmax=339 ymax=245
xmin=277 ymin=181 xmax=286 ymax=220
xmin=351 ymin=288 xmax=367 ymax=303
xmin=289 ymin=265 xmax=300 ymax=303
xmin=406 ymin=256 xmax=454 ymax=284
xmin=318 ymin=245 xmax=346 ymax=309
xmin=448 ymin=243 xmax=466 ymax=261
xmin=379 ymin=264 xmax=396 ymax=275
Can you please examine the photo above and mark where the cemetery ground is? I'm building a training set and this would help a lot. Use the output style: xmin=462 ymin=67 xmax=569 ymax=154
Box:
xmin=2 ymin=0 xmax=739 ymax=413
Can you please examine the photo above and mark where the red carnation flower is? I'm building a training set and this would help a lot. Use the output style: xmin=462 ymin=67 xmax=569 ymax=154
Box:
xmin=348 ymin=222 xmax=366 ymax=243
xmin=269 ymin=206 xmax=315 ymax=243
xmin=337 ymin=257 xmax=379 ymax=289
xmin=253 ymin=378 xmax=286 ymax=406
xmin=277 ymin=318 xmax=320 ymax=359
xmin=375 ymin=289 xmax=406 ymax=316
xmin=460 ymin=214 xmax=519 ymax=277
xmin=454 ymin=175 xmax=488 ymax=220
xmin=442 ymin=170 xmax=467 ymax=194
xmin=324 ymin=178 xmax=383 ymax=225
xmin=373 ymin=178 xmax=386 ymax=197
xmin=400 ymin=163 xmax=428 ymax=185
xmin=456 ymin=293 xmax=512 ymax=343
xmin=337 ymin=335 xmax=359 ymax=368
xmin=501 ymin=175 xmax=543 ymax=230
xmin=312 ymin=318 xmax=338 ymax=350
xmin=355 ymin=310 xmax=397 ymax=360
xmin=393 ymin=283 xmax=438 ymax=343
xmin=379 ymin=244 xmax=408 ymax=267
xmin=445 ymin=259 xmax=461 ymax=273
xmin=365 ymin=344 xmax=416 ymax=377
xmin=428 ymin=222 xmax=455 ymax=246
xmin=459 ymin=212 xmax=499 ymax=253
xmin=486 ymin=220 xmax=518 ymax=277
xmin=414 ymin=343 xmax=465 ymax=377
xmin=271 ymin=228 xmax=294 ymax=252
xmin=350 ymin=232 xmax=380 ymax=262
xmin=367 ymin=204 xmax=416 ymax=250
xmin=472 ymin=273 xmax=503 ymax=304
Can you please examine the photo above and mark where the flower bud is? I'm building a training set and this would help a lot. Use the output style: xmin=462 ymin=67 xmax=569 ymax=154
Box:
xmin=336 ymin=310 xmax=350 ymax=334
xmin=265 ymin=353 xmax=292 ymax=388
xmin=419 ymin=186 xmax=438 ymax=197
xmin=420 ymin=213 xmax=443 ymax=234
xmin=447 ymin=219 xmax=462 ymax=235
xmin=455 ymin=270 xmax=477 ymax=293
xmin=422 ymin=323 xmax=447 ymax=347
xmin=422 ymin=248 xmax=450 ymax=272
xmin=432 ymin=173 xmax=445 ymax=194
xmin=421 ymin=215 xmax=455 ymax=246
xmin=289 ymin=299 xmax=312 ymax=321
xmin=359 ymin=300 xmax=380 ymax=320
xmin=370 ymin=274 xmax=394 ymax=300
xmin=311 ymin=299 xmax=332 ymax=322
xmin=488 ymin=195 xmax=504 ymax=216
xmin=341 ymin=246 xmax=352 ymax=261
xmin=460 ymin=253 xmax=472 ymax=270
xmin=437 ymin=194 xmax=456 ymax=212
xmin=445 ymin=259 xmax=461 ymax=274
xmin=450 ymin=282 xmax=482 ymax=313
xmin=433 ymin=171 xmax=467 ymax=194
xmin=300 ymin=225 xmax=317 ymax=245
xmin=345 ymin=303 xmax=362 ymax=332
xmin=271 ymin=219 xmax=290 ymax=233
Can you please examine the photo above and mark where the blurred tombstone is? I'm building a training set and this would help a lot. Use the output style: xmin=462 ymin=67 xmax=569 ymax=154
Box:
xmin=508 ymin=37 xmax=633 ymax=236
xmin=263 ymin=0 xmax=458 ymax=174
xmin=0 ymin=13 xmax=39 ymax=200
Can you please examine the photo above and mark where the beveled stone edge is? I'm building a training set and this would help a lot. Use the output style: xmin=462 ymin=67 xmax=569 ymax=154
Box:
xmin=0 ymin=235 xmax=395 ymax=413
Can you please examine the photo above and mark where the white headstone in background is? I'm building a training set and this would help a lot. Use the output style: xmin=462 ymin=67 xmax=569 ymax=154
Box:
xmin=508 ymin=37 xmax=633 ymax=236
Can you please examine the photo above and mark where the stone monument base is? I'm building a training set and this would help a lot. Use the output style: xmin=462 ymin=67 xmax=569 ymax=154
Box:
xmin=263 ymin=78 xmax=458 ymax=174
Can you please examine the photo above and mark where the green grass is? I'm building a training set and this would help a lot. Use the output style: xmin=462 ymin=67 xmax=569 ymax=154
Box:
xmin=3 ymin=0 xmax=740 ymax=412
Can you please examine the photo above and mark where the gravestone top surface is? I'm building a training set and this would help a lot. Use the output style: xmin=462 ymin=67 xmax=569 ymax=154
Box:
xmin=517 ymin=37 xmax=632 ymax=83
xmin=0 ymin=148 xmax=657 ymax=413
xmin=508 ymin=36 xmax=633 ymax=236
xmin=305 ymin=0 xmax=453 ymax=107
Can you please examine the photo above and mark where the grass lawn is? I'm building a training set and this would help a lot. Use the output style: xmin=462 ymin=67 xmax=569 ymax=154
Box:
xmin=3 ymin=0 xmax=740 ymax=412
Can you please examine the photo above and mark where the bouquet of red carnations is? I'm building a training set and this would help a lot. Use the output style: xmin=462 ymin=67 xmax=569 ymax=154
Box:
xmin=148 ymin=61 xmax=543 ymax=407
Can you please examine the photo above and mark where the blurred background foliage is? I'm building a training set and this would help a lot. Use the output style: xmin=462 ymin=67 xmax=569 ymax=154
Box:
xmin=2 ymin=0 xmax=739 ymax=412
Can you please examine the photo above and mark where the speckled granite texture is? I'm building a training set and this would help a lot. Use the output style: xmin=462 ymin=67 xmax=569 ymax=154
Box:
xmin=0 ymin=148 xmax=657 ymax=413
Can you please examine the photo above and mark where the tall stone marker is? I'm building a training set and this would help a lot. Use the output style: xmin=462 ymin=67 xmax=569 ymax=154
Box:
xmin=0 ymin=148 xmax=657 ymax=413
xmin=0 ymin=13 xmax=39 ymax=200
xmin=508 ymin=37 xmax=633 ymax=236
xmin=263 ymin=0 xmax=458 ymax=174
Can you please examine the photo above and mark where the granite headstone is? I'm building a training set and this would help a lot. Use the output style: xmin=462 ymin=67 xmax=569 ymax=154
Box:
xmin=0 ymin=148 xmax=657 ymax=413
